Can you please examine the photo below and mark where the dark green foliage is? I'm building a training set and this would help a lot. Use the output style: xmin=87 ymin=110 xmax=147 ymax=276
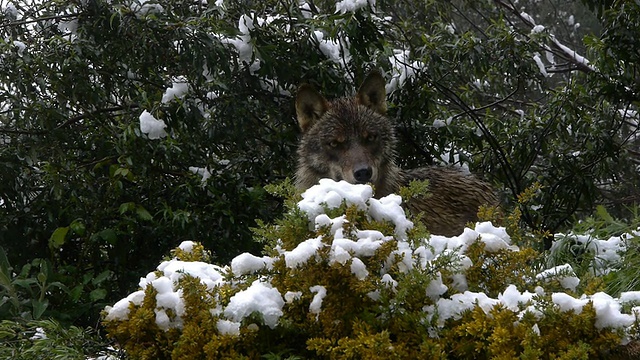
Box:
xmin=0 ymin=318 xmax=120 ymax=359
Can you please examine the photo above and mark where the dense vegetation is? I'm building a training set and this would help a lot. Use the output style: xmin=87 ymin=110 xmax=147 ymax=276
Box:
xmin=0 ymin=0 xmax=639 ymax=357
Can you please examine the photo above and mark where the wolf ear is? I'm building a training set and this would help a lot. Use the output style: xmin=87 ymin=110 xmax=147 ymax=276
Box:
xmin=356 ymin=70 xmax=387 ymax=114
xmin=296 ymin=84 xmax=329 ymax=133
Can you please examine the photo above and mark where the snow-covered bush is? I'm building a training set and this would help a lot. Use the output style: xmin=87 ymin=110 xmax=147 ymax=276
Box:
xmin=103 ymin=180 xmax=640 ymax=359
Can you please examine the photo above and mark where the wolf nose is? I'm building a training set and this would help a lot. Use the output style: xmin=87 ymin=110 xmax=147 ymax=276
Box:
xmin=353 ymin=166 xmax=373 ymax=183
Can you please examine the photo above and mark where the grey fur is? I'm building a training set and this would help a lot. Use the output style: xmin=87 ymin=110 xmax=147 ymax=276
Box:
xmin=295 ymin=71 xmax=498 ymax=236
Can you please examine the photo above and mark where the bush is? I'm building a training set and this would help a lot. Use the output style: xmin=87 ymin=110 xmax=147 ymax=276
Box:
xmin=103 ymin=180 xmax=640 ymax=359
xmin=0 ymin=318 xmax=119 ymax=360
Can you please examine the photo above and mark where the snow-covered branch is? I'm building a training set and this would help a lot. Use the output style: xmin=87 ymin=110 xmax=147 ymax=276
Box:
xmin=494 ymin=0 xmax=595 ymax=73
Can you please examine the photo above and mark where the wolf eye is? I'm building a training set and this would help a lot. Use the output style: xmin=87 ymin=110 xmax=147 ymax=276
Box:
xmin=364 ymin=133 xmax=377 ymax=143
xmin=329 ymin=140 xmax=340 ymax=148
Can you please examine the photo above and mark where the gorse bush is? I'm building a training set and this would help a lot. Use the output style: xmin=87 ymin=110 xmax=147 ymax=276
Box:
xmin=103 ymin=180 xmax=640 ymax=359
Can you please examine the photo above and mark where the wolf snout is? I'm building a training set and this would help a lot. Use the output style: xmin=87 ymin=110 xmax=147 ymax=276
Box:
xmin=353 ymin=165 xmax=373 ymax=184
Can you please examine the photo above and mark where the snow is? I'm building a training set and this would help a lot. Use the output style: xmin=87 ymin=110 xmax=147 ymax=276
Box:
xmin=130 ymin=0 xmax=164 ymax=17
xmin=3 ymin=3 xmax=18 ymax=19
xmin=620 ymin=291 xmax=640 ymax=304
xmin=29 ymin=327 xmax=47 ymax=340
xmin=531 ymin=25 xmax=545 ymax=33
xmin=350 ymin=257 xmax=368 ymax=279
xmin=498 ymin=285 xmax=535 ymax=312
xmin=298 ymin=179 xmax=373 ymax=219
xmin=533 ymin=53 xmax=548 ymax=77
xmin=13 ymin=41 xmax=26 ymax=56
xmin=178 ymin=240 xmax=196 ymax=252
xmin=536 ymin=264 xmax=580 ymax=291
xmin=386 ymin=49 xmax=423 ymax=94
xmin=435 ymin=291 xmax=499 ymax=326
xmin=161 ymin=78 xmax=189 ymax=103
xmin=284 ymin=291 xmax=302 ymax=303
xmin=433 ymin=119 xmax=447 ymax=128
xmin=284 ymin=236 xmax=324 ymax=268
xmin=309 ymin=285 xmax=327 ymax=315
xmin=550 ymin=231 xmax=630 ymax=275
xmin=105 ymin=181 xmax=640 ymax=343
xmin=299 ymin=1 xmax=314 ymax=18
xmin=425 ymin=273 xmax=448 ymax=300
xmin=139 ymin=110 xmax=167 ymax=139
xmin=335 ymin=0 xmax=375 ymax=14
xmin=216 ymin=319 xmax=240 ymax=335
xmin=312 ymin=31 xmax=351 ymax=68
xmin=520 ymin=12 xmax=536 ymax=25
xmin=231 ymin=252 xmax=274 ymax=275
xmin=224 ymin=280 xmax=284 ymax=329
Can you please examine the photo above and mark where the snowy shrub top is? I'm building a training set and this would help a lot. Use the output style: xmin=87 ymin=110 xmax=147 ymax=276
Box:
xmin=104 ymin=180 xmax=640 ymax=348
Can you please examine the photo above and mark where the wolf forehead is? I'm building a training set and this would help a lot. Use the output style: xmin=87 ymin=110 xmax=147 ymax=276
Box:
xmin=305 ymin=98 xmax=394 ymax=139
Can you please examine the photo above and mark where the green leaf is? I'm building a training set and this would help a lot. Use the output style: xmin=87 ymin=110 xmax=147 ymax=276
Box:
xmin=31 ymin=299 xmax=49 ymax=319
xmin=37 ymin=272 xmax=47 ymax=284
xmin=595 ymin=205 xmax=614 ymax=223
xmin=12 ymin=278 xmax=37 ymax=292
xmin=119 ymin=202 xmax=135 ymax=214
xmin=92 ymin=270 xmax=112 ymax=285
xmin=97 ymin=229 xmax=117 ymax=244
xmin=69 ymin=285 xmax=83 ymax=302
xmin=89 ymin=288 xmax=107 ymax=302
xmin=69 ymin=219 xmax=86 ymax=236
xmin=49 ymin=227 xmax=70 ymax=250
xmin=136 ymin=205 xmax=153 ymax=221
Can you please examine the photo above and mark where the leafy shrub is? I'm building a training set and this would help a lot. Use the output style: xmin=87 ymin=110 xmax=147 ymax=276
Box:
xmin=0 ymin=318 xmax=119 ymax=360
xmin=103 ymin=180 xmax=640 ymax=359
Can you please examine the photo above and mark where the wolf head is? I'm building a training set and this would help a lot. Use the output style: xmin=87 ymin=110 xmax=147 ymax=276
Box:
xmin=294 ymin=71 xmax=401 ymax=196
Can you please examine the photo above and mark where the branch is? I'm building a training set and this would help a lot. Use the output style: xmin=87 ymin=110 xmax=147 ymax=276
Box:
xmin=493 ymin=0 xmax=595 ymax=73
xmin=0 ymin=104 xmax=140 ymax=135
xmin=0 ymin=13 xmax=80 ymax=30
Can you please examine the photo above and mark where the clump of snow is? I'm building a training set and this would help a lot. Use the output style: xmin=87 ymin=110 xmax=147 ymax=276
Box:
xmin=335 ymin=0 xmax=375 ymax=14
xmin=386 ymin=49 xmax=423 ymax=94
xmin=178 ymin=240 xmax=196 ymax=252
xmin=312 ymin=31 xmax=351 ymax=69
xmin=299 ymin=0 xmax=315 ymax=18
xmin=350 ymin=258 xmax=368 ymax=279
xmin=130 ymin=0 xmax=164 ymax=17
xmin=3 ymin=3 xmax=18 ymax=20
xmin=550 ymin=231 xmax=631 ymax=275
xmin=231 ymin=252 xmax=274 ymax=275
xmin=29 ymin=327 xmax=47 ymax=340
xmin=139 ymin=110 xmax=167 ymax=139
xmin=284 ymin=236 xmax=324 ymax=268
xmin=284 ymin=291 xmax=302 ymax=303
xmin=536 ymin=264 xmax=580 ymax=292
xmin=533 ymin=53 xmax=548 ymax=77
xmin=309 ymin=285 xmax=327 ymax=316
xmin=298 ymin=179 xmax=373 ymax=219
xmin=433 ymin=119 xmax=447 ymax=128
xmin=216 ymin=319 xmax=240 ymax=335
xmin=161 ymin=78 xmax=189 ymax=103
xmin=531 ymin=24 xmax=545 ymax=33
xmin=224 ymin=280 xmax=284 ymax=329
xmin=188 ymin=166 xmax=212 ymax=183
xmin=13 ymin=41 xmax=26 ymax=56
xmin=434 ymin=291 xmax=499 ymax=326
xmin=444 ymin=23 xmax=455 ymax=34
xmin=104 ymin=290 xmax=146 ymax=321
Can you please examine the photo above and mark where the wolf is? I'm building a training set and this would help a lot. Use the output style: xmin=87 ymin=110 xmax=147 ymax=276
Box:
xmin=294 ymin=70 xmax=498 ymax=236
